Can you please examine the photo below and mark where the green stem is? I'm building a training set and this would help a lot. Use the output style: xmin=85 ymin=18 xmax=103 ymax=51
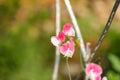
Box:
xmin=66 ymin=57 xmax=72 ymax=80
xmin=74 ymin=53 xmax=84 ymax=80
xmin=80 ymin=52 xmax=84 ymax=70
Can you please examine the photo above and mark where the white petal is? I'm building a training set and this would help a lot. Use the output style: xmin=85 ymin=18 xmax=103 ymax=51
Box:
xmin=67 ymin=28 xmax=75 ymax=36
xmin=86 ymin=70 xmax=96 ymax=80
xmin=90 ymin=70 xmax=96 ymax=80
xmin=64 ymin=49 xmax=73 ymax=58
xmin=51 ymin=36 xmax=60 ymax=46
xmin=102 ymin=77 xmax=107 ymax=80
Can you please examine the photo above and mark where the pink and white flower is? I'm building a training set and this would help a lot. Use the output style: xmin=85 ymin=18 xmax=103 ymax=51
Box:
xmin=85 ymin=63 xmax=102 ymax=80
xmin=60 ymin=39 xmax=75 ymax=58
xmin=62 ymin=23 xmax=75 ymax=36
xmin=86 ymin=63 xmax=102 ymax=76
xmin=51 ymin=31 xmax=65 ymax=46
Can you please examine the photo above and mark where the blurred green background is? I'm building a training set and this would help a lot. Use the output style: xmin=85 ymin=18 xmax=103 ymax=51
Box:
xmin=0 ymin=0 xmax=120 ymax=80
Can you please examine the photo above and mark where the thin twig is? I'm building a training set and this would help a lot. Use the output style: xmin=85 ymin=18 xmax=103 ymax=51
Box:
xmin=66 ymin=57 xmax=72 ymax=80
xmin=87 ymin=0 xmax=120 ymax=63
xmin=52 ymin=0 xmax=61 ymax=80
xmin=64 ymin=0 xmax=87 ymax=60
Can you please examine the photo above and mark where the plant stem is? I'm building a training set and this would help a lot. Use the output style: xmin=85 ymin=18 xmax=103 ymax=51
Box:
xmin=64 ymin=0 xmax=86 ymax=79
xmin=87 ymin=0 xmax=120 ymax=63
xmin=64 ymin=0 xmax=87 ymax=60
xmin=66 ymin=57 xmax=72 ymax=80
xmin=52 ymin=0 xmax=61 ymax=80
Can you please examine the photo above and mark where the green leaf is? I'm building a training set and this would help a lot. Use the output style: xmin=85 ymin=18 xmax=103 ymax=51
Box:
xmin=108 ymin=54 xmax=120 ymax=72
xmin=107 ymin=71 xmax=119 ymax=80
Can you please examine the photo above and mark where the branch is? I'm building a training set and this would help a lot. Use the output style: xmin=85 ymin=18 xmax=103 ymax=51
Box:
xmin=87 ymin=0 xmax=120 ymax=63
xmin=52 ymin=0 xmax=61 ymax=80
xmin=64 ymin=0 xmax=87 ymax=61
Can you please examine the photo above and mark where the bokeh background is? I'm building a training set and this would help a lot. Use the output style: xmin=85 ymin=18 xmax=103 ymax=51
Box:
xmin=0 ymin=0 xmax=120 ymax=80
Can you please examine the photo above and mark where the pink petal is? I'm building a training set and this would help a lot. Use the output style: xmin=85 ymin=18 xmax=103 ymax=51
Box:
xmin=62 ymin=23 xmax=75 ymax=36
xmin=65 ymin=41 xmax=75 ymax=58
xmin=57 ymin=31 xmax=65 ymax=42
xmin=86 ymin=63 xmax=102 ymax=76
xmin=60 ymin=40 xmax=75 ymax=58
xmin=60 ymin=42 xmax=68 ymax=54
xmin=69 ymin=41 xmax=75 ymax=53
xmin=96 ymin=76 xmax=101 ymax=80
xmin=66 ymin=27 xmax=75 ymax=36
xmin=63 ymin=23 xmax=72 ymax=31
xmin=51 ymin=36 xmax=60 ymax=46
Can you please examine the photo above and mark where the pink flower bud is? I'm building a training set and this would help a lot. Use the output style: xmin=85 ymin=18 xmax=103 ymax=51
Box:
xmin=62 ymin=23 xmax=75 ymax=36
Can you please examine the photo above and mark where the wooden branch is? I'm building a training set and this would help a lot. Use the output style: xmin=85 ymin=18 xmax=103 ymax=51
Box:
xmin=52 ymin=0 xmax=61 ymax=80
xmin=87 ymin=0 xmax=120 ymax=63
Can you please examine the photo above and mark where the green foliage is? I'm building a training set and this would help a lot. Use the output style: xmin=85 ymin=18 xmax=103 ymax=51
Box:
xmin=0 ymin=10 xmax=53 ymax=80
xmin=107 ymin=30 xmax=120 ymax=57
xmin=107 ymin=54 xmax=120 ymax=80
xmin=107 ymin=71 xmax=120 ymax=80
xmin=0 ymin=0 xmax=19 ymax=25
xmin=108 ymin=54 xmax=120 ymax=73
xmin=38 ymin=9 xmax=50 ymax=21
xmin=102 ymin=31 xmax=120 ymax=80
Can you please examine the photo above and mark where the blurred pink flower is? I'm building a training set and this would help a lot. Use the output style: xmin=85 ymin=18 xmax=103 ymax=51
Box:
xmin=51 ymin=31 xmax=65 ymax=46
xmin=85 ymin=63 xmax=102 ymax=80
xmin=86 ymin=63 xmax=102 ymax=76
xmin=60 ymin=40 xmax=75 ymax=58
xmin=62 ymin=23 xmax=75 ymax=36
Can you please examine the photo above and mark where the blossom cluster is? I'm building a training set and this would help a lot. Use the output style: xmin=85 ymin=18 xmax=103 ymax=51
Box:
xmin=85 ymin=63 xmax=107 ymax=80
xmin=51 ymin=23 xmax=108 ymax=80
xmin=51 ymin=23 xmax=76 ymax=58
